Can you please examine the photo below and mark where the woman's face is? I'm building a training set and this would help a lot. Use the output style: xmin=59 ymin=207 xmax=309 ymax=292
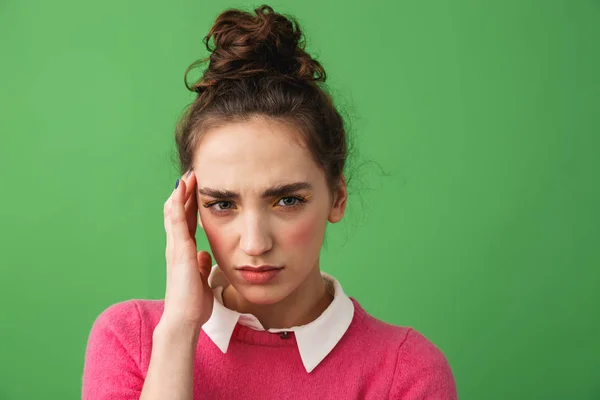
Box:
xmin=192 ymin=116 xmax=346 ymax=305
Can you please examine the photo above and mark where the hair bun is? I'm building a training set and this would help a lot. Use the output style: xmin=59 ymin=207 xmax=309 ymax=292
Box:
xmin=189 ymin=5 xmax=326 ymax=93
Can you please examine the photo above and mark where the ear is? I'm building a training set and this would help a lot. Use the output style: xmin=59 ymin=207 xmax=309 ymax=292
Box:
xmin=328 ymin=175 xmax=347 ymax=223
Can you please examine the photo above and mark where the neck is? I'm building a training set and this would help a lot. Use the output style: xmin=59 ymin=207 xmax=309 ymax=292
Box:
xmin=222 ymin=266 xmax=333 ymax=330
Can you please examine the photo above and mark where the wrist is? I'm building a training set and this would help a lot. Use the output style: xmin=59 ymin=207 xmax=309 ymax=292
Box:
xmin=154 ymin=318 xmax=203 ymax=342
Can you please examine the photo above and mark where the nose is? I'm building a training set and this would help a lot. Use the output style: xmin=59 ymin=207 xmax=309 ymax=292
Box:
xmin=239 ymin=212 xmax=273 ymax=256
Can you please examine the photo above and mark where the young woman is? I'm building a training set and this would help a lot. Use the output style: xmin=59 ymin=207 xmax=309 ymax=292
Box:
xmin=83 ymin=5 xmax=457 ymax=399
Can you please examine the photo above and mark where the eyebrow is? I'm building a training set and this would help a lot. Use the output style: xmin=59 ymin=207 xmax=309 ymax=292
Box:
xmin=198 ymin=182 xmax=313 ymax=200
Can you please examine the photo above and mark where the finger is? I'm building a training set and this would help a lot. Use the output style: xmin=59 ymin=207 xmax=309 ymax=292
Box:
xmin=166 ymin=170 xmax=193 ymax=228
xmin=165 ymin=171 xmax=196 ymax=263
xmin=164 ymin=187 xmax=177 ymax=265
xmin=182 ymin=170 xmax=198 ymax=240
xmin=197 ymin=250 xmax=212 ymax=281
xmin=171 ymin=178 xmax=195 ymax=247
xmin=185 ymin=189 xmax=199 ymax=241
xmin=181 ymin=170 xmax=197 ymax=205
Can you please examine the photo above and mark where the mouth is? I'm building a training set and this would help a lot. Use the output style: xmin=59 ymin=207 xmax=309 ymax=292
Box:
xmin=235 ymin=265 xmax=283 ymax=284
xmin=236 ymin=265 xmax=283 ymax=272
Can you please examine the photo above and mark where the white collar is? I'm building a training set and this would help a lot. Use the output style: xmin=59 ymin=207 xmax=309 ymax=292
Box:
xmin=201 ymin=265 xmax=355 ymax=373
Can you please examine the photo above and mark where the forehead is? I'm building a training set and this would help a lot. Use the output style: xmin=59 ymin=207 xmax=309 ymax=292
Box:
xmin=193 ymin=118 xmax=321 ymax=190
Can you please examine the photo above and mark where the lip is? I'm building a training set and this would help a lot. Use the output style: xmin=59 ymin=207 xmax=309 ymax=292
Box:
xmin=236 ymin=265 xmax=283 ymax=284
xmin=236 ymin=265 xmax=283 ymax=272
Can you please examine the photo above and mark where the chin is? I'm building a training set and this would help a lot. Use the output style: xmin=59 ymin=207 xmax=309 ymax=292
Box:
xmin=236 ymin=284 xmax=291 ymax=305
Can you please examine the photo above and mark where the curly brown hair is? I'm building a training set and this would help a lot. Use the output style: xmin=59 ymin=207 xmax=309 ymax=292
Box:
xmin=175 ymin=5 xmax=348 ymax=192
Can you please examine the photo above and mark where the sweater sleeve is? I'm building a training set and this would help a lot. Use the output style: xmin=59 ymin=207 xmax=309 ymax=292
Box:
xmin=82 ymin=300 xmax=145 ymax=400
xmin=389 ymin=328 xmax=458 ymax=399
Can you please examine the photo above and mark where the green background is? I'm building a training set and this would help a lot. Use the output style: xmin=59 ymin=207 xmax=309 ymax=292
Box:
xmin=1 ymin=0 xmax=599 ymax=399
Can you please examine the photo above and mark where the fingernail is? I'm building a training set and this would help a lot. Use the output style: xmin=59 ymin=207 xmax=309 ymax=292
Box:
xmin=175 ymin=179 xmax=180 ymax=189
xmin=187 ymin=170 xmax=192 ymax=177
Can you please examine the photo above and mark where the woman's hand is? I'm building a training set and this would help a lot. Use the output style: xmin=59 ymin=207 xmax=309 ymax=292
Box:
xmin=161 ymin=170 xmax=214 ymax=330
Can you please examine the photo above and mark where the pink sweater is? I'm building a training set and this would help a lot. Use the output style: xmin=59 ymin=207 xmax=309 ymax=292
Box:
xmin=82 ymin=298 xmax=457 ymax=399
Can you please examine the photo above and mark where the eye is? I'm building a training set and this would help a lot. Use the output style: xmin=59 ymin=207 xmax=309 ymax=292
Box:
xmin=216 ymin=201 xmax=234 ymax=210
xmin=204 ymin=201 xmax=235 ymax=211
xmin=275 ymin=196 xmax=307 ymax=208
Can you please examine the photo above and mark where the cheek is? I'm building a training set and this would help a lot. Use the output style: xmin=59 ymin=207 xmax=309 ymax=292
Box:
xmin=200 ymin=214 xmax=229 ymax=256
xmin=280 ymin=211 xmax=326 ymax=249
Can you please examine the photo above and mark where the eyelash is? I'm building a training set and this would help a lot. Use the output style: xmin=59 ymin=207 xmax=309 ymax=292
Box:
xmin=203 ymin=196 xmax=308 ymax=214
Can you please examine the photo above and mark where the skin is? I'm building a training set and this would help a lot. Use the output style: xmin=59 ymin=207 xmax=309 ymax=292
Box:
xmin=191 ymin=116 xmax=347 ymax=329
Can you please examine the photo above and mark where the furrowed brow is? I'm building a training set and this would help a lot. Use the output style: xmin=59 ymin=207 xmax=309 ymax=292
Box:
xmin=197 ymin=187 xmax=240 ymax=200
xmin=262 ymin=182 xmax=312 ymax=198
xmin=198 ymin=182 xmax=312 ymax=200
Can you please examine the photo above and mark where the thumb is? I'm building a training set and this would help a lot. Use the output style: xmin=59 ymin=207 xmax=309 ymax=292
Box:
xmin=197 ymin=250 xmax=213 ymax=281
